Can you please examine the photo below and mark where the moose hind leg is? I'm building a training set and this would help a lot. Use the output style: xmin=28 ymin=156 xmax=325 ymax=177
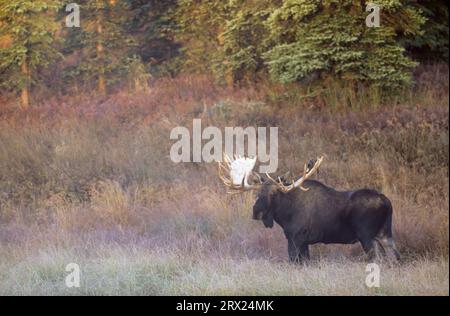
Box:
xmin=360 ymin=239 xmax=383 ymax=262
xmin=381 ymin=237 xmax=401 ymax=262
xmin=377 ymin=203 xmax=401 ymax=262
xmin=374 ymin=238 xmax=387 ymax=258
xmin=376 ymin=221 xmax=401 ymax=262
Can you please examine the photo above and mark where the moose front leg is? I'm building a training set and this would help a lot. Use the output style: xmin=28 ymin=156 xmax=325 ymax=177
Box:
xmin=288 ymin=238 xmax=300 ymax=263
xmin=299 ymin=244 xmax=310 ymax=261
xmin=288 ymin=238 xmax=310 ymax=263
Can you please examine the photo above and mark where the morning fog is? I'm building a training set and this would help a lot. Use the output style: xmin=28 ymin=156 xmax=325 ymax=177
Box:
xmin=170 ymin=119 xmax=278 ymax=173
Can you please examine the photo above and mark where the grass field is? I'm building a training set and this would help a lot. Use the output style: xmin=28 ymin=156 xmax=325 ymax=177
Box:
xmin=1 ymin=241 xmax=448 ymax=295
xmin=0 ymin=65 xmax=448 ymax=295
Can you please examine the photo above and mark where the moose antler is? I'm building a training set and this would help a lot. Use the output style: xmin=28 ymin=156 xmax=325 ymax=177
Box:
xmin=266 ymin=156 xmax=324 ymax=192
xmin=218 ymin=153 xmax=261 ymax=193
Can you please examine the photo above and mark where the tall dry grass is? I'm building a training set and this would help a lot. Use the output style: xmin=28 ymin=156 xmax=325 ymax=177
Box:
xmin=0 ymin=64 xmax=448 ymax=295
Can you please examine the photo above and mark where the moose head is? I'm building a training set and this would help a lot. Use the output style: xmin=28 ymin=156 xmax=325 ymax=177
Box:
xmin=218 ymin=153 xmax=324 ymax=227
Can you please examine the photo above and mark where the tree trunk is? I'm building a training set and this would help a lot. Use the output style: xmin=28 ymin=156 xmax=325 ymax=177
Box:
xmin=96 ymin=3 xmax=106 ymax=94
xmin=217 ymin=28 xmax=234 ymax=87
xmin=20 ymin=59 xmax=30 ymax=108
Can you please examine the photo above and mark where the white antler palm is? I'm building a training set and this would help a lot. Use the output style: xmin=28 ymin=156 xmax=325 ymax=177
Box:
xmin=218 ymin=153 xmax=258 ymax=191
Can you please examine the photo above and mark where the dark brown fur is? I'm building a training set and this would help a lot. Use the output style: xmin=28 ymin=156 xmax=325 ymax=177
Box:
xmin=252 ymin=180 xmax=401 ymax=263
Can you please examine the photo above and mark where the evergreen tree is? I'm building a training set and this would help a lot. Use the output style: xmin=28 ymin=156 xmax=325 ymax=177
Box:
xmin=0 ymin=0 xmax=446 ymax=100
xmin=220 ymin=0 xmax=274 ymax=84
xmin=126 ymin=0 xmax=180 ymax=77
xmin=0 ymin=0 xmax=62 ymax=107
xmin=174 ymin=0 xmax=429 ymax=90
xmin=60 ymin=0 xmax=133 ymax=94
xmin=173 ymin=0 xmax=231 ymax=75
xmin=402 ymin=0 xmax=448 ymax=61
xmin=263 ymin=0 xmax=425 ymax=89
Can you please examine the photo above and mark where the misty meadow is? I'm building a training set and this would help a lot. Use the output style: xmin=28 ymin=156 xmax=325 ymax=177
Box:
xmin=0 ymin=1 xmax=448 ymax=295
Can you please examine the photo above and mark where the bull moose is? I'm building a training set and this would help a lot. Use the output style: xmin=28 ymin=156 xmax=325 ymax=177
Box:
xmin=218 ymin=155 xmax=401 ymax=263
